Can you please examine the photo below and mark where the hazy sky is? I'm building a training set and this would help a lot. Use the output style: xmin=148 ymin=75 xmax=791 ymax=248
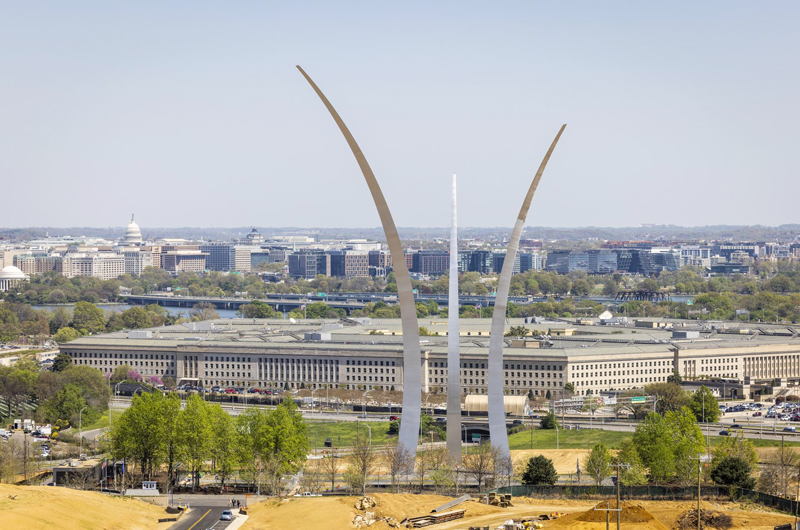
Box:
xmin=1 ymin=2 xmax=798 ymax=229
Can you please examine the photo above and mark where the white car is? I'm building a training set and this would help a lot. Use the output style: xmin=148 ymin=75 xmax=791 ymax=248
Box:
xmin=221 ymin=510 xmax=233 ymax=521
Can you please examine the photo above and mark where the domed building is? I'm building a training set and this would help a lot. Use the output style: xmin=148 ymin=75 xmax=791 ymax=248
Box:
xmin=124 ymin=214 xmax=143 ymax=244
xmin=0 ymin=265 xmax=29 ymax=292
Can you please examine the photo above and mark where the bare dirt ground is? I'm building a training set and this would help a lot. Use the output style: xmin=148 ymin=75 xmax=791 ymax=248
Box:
xmin=0 ymin=484 xmax=172 ymax=530
xmin=510 ymin=449 xmax=590 ymax=474
xmin=242 ymin=494 xmax=797 ymax=530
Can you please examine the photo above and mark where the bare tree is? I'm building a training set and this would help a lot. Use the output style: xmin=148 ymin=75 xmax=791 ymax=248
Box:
xmin=301 ymin=458 xmax=325 ymax=493
xmin=758 ymin=446 xmax=799 ymax=496
xmin=348 ymin=439 xmax=379 ymax=496
xmin=494 ymin=450 xmax=516 ymax=489
xmin=463 ymin=443 xmax=496 ymax=490
xmin=383 ymin=444 xmax=413 ymax=492
xmin=323 ymin=450 xmax=341 ymax=492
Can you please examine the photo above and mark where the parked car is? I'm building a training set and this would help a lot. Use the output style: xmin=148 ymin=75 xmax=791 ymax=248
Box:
xmin=221 ymin=510 xmax=233 ymax=521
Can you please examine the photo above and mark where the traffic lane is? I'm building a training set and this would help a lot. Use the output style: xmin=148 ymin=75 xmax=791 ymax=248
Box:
xmin=168 ymin=506 xmax=226 ymax=530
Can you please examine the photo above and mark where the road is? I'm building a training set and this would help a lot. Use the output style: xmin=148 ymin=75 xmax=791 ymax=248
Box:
xmin=166 ymin=495 xmax=252 ymax=530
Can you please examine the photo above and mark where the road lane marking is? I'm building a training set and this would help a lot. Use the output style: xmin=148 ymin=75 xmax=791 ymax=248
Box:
xmin=186 ymin=509 xmax=211 ymax=530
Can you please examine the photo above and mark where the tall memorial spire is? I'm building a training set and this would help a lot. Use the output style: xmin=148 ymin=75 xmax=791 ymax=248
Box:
xmin=446 ymin=174 xmax=461 ymax=462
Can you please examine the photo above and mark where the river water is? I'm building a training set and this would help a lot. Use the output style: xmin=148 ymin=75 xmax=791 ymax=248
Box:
xmin=32 ymin=304 xmax=242 ymax=319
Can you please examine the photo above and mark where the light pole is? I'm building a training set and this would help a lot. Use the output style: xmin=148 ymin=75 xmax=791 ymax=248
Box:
xmin=79 ymin=407 xmax=87 ymax=457
xmin=311 ymin=388 xmax=318 ymax=414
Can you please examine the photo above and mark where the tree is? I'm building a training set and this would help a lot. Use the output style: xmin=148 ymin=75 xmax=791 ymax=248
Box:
xmin=176 ymin=394 xmax=212 ymax=490
xmin=462 ymin=443 xmax=495 ymax=490
xmin=633 ymin=408 xmax=704 ymax=484
xmin=72 ymin=301 xmax=106 ymax=335
xmin=644 ymin=382 xmax=689 ymax=415
xmin=120 ymin=306 xmax=153 ymax=329
xmin=689 ymin=386 xmax=720 ymax=423
xmin=51 ymin=352 xmax=73 ymax=372
xmin=43 ymin=383 xmax=96 ymax=426
xmin=347 ymin=438 xmax=379 ymax=495
xmin=712 ymin=432 xmax=757 ymax=469
xmin=111 ymin=392 xmax=169 ymax=480
xmin=505 ymin=326 xmax=529 ymax=337
xmin=323 ymin=449 xmax=341 ymax=492
xmin=584 ymin=443 xmax=613 ymax=485
xmin=758 ymin=445 xmax=798 ymax=496
xmin=418 ymin=326 xmax=433 ymax=337
xmin=190 ymin=303 xmax=219 ymax=322
xmin=539 ymin=412 xmax=559 ymax=430
xmin=710 ymin=456 xmax=755 ymax=489
xmin=521 ymin=455 xmax=557 ymax=485
xmin=615 ymin=440 xmax=648 ymax=486
xmin=383 ymin=443 xmax=414 ymax=492
xmin=208 ymin=403 xmax=239 ymax=489
xmin=238 ymin=300 xmax=277 ymax=319
xmin=53 ymin=327 xmax=81 ymax=344
xmin=112 ymin=364 xmax=134 ymax=382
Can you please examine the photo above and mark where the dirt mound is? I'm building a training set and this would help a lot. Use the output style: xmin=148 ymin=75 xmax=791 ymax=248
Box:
xmin=673 ymin=509 xmax=732 ymax=530
xmin=0 ymin=484 xmax=170 ymax=530
xmin=575 ymin=502 xmax=655 ymax=524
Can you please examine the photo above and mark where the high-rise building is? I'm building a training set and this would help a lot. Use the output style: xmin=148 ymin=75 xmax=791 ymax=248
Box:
xmin=412 ymin=250 xmax=449 ymax=276
xmin=198 ymin=243 xmax=250 ymax=272
xmin=121 ymin=248 xmax=154 ymax=276
xmin=587 ymin=249 xmax=618 ymax=274
xmin=288 ymin=250 xmax=331 ymax=279
xmin=163 ymin=250 xmax=207 ymax=273
xmin=62 ymin=253 xmax=126 ymax=280
xmin=328 ymin=250 xmax=370 ymax=278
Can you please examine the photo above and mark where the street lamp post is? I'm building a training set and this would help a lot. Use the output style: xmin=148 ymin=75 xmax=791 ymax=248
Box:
xmin=79 ymin=407 xmax=87 ymax=456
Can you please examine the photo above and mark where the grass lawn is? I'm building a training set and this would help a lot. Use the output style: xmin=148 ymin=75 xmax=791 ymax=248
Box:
xmin=80 ymin=409 xmax=124 ymax=432
xmin=306 ymin=420 xmax=395 ymax=448
xmin=508 ymin=427 xmax=632 ymax=450
xmin=508 ymin=426 xmax=800 ymax=451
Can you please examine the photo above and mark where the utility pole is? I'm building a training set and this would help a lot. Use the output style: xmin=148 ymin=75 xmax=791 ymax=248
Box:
xmin=616 ymin=464 xmax=621 ymax=530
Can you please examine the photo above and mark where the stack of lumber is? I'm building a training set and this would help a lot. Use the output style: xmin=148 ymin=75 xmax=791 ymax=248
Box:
xmin=404 ymin=509 xmax=466 ymax=528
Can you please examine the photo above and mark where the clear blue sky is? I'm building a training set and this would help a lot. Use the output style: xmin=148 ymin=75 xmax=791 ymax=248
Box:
xmin=1 ymin=2 xmax=798 ymax=228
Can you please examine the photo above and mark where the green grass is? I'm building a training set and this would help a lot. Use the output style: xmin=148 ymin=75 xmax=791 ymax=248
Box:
xmin=508 ymin=427 xmax=632 ymax=450
xmin=508 ymin=426 xmax=800 ymax=451
xmin=80 ymin=409 xmax=124 ymax=432
xmin=306 ymin=420 xmax=394 ymax=448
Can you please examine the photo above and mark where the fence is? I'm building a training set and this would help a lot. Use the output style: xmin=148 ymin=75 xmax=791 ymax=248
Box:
xmin=738 ymin=489 xmax=800 ymax=516
xmin=493 ymin=485 xmax=730 ymax=500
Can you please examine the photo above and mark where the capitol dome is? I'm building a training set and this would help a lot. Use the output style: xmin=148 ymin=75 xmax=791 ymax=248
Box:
xmin=124 ymin=214 xmax=143 ymax=244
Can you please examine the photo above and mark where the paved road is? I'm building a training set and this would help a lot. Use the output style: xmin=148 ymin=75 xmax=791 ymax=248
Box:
xmin=167 ymin=496 xmax=252 ymax=530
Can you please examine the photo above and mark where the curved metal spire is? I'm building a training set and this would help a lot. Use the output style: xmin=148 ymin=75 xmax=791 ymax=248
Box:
xmin=296 ymin=65 xmax=422 ymax=458
xmin=446 ymin=174 xmax=461 ymax=463
xmin=487 ymin=125 xmax=567 ymax=458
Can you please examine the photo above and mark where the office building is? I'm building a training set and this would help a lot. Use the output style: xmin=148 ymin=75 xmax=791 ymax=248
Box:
xmin=288 ymin=250 xmax=331 ymax=279
xmin=328 ymin=250 xmax=370 ymax=278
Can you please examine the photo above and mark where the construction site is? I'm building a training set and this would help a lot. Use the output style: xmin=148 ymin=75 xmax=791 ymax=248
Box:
xmin=240 ymin=493 xmax=798 ymax=530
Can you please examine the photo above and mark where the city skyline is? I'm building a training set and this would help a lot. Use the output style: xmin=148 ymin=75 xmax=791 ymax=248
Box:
xmin=2 ymin=2 xmax=799 ymax=228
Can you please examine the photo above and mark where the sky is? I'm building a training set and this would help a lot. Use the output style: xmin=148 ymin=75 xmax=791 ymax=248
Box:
xmin=1 ymin=2 xmax=798 ymax=229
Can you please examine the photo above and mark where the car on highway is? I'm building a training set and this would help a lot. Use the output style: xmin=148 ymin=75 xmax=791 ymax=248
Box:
xmin=731 ymin=424 xmax=742 ymax=429
xmin=221 ymin=510 xmax=233 ymax=521
xmin=784 ymin=427 xmax=797 ymax=433
xmin=753 ymin=411 xmax=762 ymax=417
xmin=719 ymin=430 xmax=730 ymax=436
xmin=389 ymin=416 xmax=399 ymax=421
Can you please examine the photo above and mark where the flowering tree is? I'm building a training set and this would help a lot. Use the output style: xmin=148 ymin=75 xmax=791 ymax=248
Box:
xmin=148 ymin=375 xmax=163 ymax=386
xmin=127 ymin=370 xmax=142 ymax=382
